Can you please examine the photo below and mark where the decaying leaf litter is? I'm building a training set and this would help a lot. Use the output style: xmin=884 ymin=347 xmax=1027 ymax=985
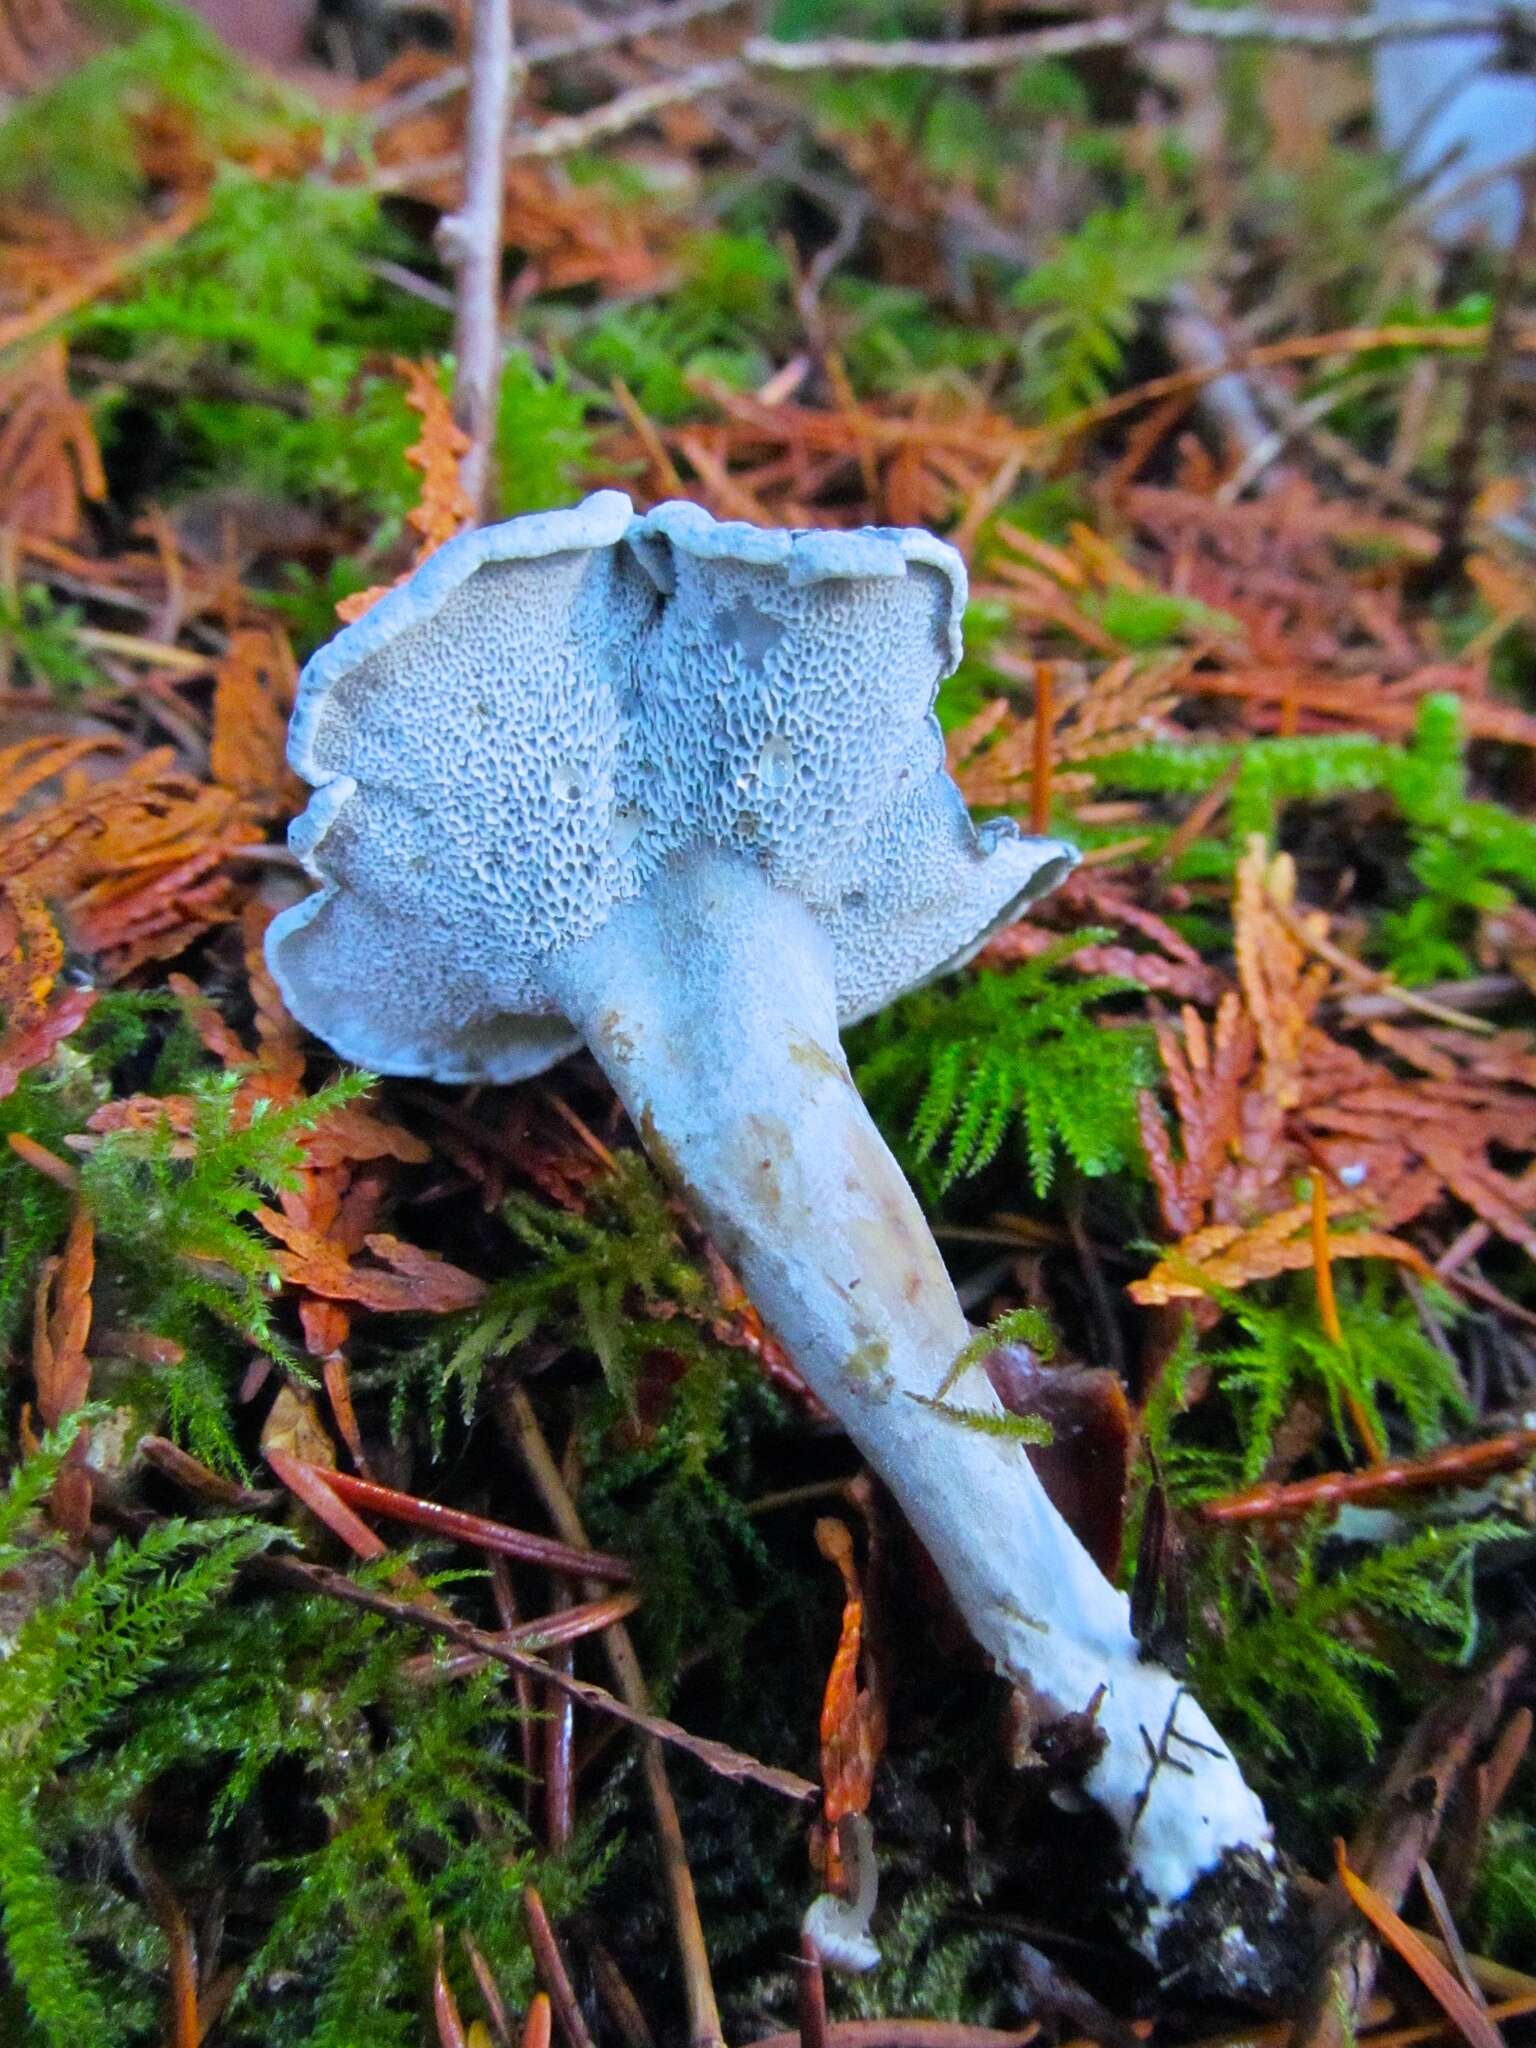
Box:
xmin=3 ymin=1 xmax=1536 ymax=2043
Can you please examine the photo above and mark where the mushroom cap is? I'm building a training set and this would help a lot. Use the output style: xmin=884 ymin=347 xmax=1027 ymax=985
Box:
xmin=267 ymin=491 xmax=1076 ymax=1081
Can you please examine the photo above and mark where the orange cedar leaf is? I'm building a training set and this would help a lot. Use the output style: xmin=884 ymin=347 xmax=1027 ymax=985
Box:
xmin=1130 ymin=1205 xmax=1429 ymax=1305
xmin=32 ymin=1201 xmax=93 ymax=1428
xmin=0 ymin=881 xmax=61 ymax=1025
xmin=167 ymin=971 xmax=251 ymax=1072
xmin=1333 ymin=1841 xmax=1505 ymax=2048
xmin=0 ymin=733 xmax=121 ymax=815
xmin=302 ymin=1102 xmax=431 ymax=1170
xmin=337 ymin=359 xmax=472 ymax=623
xmin=1137 ymin=994 xmax=1257 ymax=1240
xmin=257 ymin=1206 xmax=487 ymax=1314
xmin=1309 ymin=1174 xmax=1345 ymax=1348
xmin=0 ymin=749 xmax=258 ymax=976
xmin=0 ymin=337 xmax=106 ymax=541
xmin=301 ymin=1297 xmax=352 ymax=1361
xmin=209 ymin=626 xmax=300 ymax=814
xmin=398 ymin=358 xmax=474 ymax=554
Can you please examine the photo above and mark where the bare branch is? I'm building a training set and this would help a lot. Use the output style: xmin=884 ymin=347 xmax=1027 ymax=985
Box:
xmin=509 ymin=62 xmax=742 ymax=160
xmin=742 ymin=4 xmax=1536 ymax=68
xmin=436 ymin=0 xmax=520 ymax=518
xmin=365 ymin=0 xmax=746 ymax=135
xmin=375 ymin=5 xmax=1536 ymax=187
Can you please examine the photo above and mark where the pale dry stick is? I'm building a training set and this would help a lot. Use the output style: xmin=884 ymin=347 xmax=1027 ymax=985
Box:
xmin=1274 ymin=898 xmax=1497 ymax=1034
xmin=502 ymin=1384 xmax=726 ymax=2048
xmin=508 ymin=62 xmax=741 ymax=162
xmin=1162 ymin=283 xmax=1275 ymax=475
xmin=437 ymin=0 xmax=521 ymax=517
xmin=743 ymin=5 xmax=1536 ymax=64
xmin=1215 ymin=375 xmax=1378 ymax=503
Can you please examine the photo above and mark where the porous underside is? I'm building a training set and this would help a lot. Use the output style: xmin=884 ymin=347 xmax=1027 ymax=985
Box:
xmin=269 ymin=492 xmax=1074 ymax=1081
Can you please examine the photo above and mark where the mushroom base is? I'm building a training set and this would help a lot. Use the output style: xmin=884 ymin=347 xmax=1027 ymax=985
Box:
xmin=546 ymin=849 xmax=1282 ymax=1961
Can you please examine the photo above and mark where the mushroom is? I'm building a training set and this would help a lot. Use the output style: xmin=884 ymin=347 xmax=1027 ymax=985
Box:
xmin=268 ymin=492 xmax=1289 ymax=1977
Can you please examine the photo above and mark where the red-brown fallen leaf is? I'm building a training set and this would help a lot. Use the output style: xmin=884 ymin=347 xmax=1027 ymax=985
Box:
xmin=30 ymin=1200 xmax=95 ymax=1535
xmin=302 ymin=1103 xmax=431 ymax=1169
xmin=0 ymin=983 xmax=94 ymax=1098
xmin=1138 ymin=994 xmax=1258 ymax=1240
xmin=0 ymin=746 xmax=260 ymax=976
xmin=0 ymin=881 xmax=96 ymax=1095
xmin=813 ymin=1517 xmax=887 ymax=1891
xmin=83 ymin=1092 xmax=199 ymax=1154
xmin=303 ymin=1303 xmax=351 ymax=1370
xmin=259 ymin=1383 xmax=336 ymax=1470
xmin=257 ymin=1206 xmax=486 ymax=1313
xmin=986 ymin=1344 xmax=1132 ymax=1576
xmin=167 ymin=971 xmax=250 ymax=1071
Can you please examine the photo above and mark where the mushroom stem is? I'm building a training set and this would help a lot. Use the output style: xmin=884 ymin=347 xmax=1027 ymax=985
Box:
xmin=547 ymin=850 xmax=1276 ymax=1955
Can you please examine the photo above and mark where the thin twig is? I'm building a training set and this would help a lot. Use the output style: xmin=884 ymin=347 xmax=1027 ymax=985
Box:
xmin=501 ymin=1385 xmax=727 ymax=2048
xmin=438 ymin=0 xmax=520 ymax=517
xmin=258 ymin=1554 xmax=816 ymax=1802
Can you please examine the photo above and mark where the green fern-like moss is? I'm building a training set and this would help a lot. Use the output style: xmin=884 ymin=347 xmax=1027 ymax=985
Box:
xmin=1193 ymin=1518 xmax=1512 ymax=1765
xmin=0 ymin=0 xmax=302 ymax=232
xmin=855 ymin=935 xmax=1154 ymax=1193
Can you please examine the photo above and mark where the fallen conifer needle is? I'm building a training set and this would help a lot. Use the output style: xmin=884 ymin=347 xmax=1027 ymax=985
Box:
xmin=1333 ymin=1841 xmax=1507 ymax=2048
xmin=293 ymin=1459 xmax=635 ymax=1581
